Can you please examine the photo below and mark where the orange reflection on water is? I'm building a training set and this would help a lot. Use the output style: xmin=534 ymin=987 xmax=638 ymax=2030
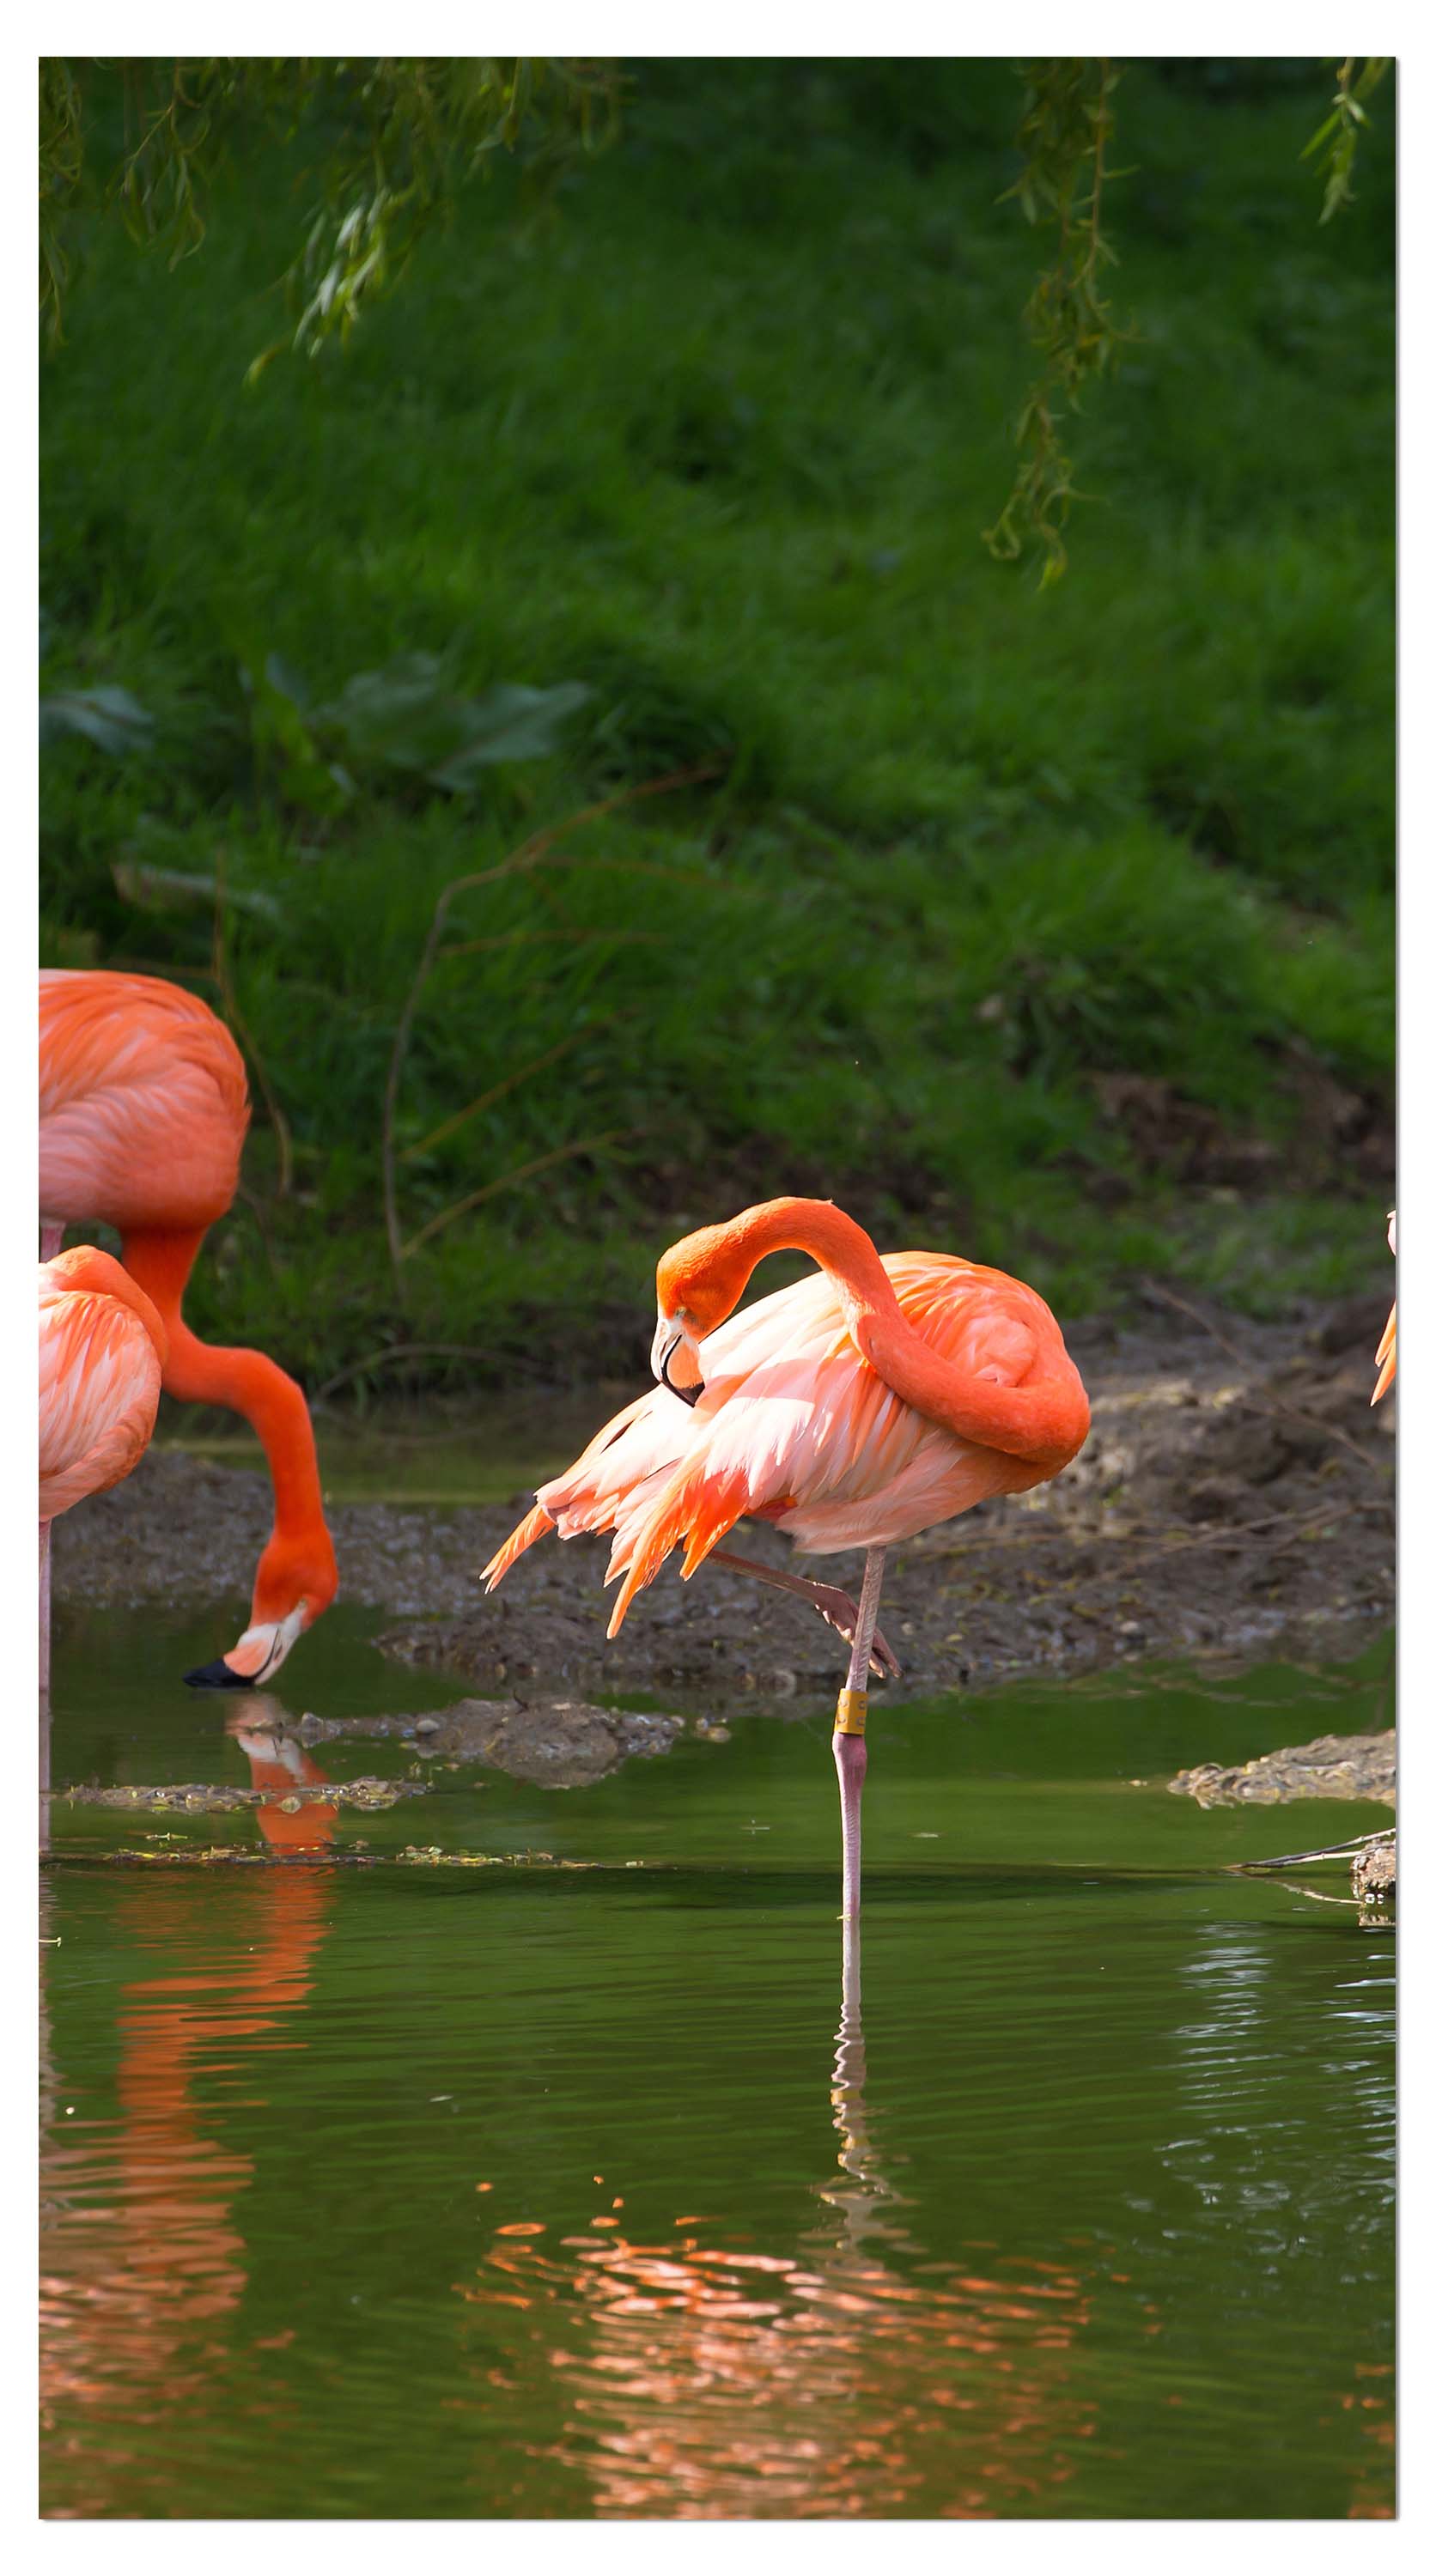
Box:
xmin=1332 ymin=2360 xmax=1396 ymax=2520
xmin=40 ymin=1710 xmax=337 ymax=2481
xmin=461 ymin=2226 xmax=1100 ymax=2518
xmin=233 ymin=1714 xmax=342 ymax=1855
xmin=451 ymin=1928 xmax=1105 ymax=2518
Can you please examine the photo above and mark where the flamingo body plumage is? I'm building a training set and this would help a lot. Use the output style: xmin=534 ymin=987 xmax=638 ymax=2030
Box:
xmin=485 ymin=1199 xmax=1090 ymax=1912
xmin=39 ymin=969 xmax=338 ymax=1685
xmin=39 ymin=1245 xmax=167 ymax=1692
xmin=489 ymin=1251 xmax=1083 ymax=1607
xmin=41 ymin=970 xmax=246 ymax=1236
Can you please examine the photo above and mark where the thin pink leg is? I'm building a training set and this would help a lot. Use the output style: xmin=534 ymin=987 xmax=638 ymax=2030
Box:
xmin=833 ymin=1546 xmax=885 ymax=1921
xmin=40 ymin=1223 xmax=64 ymax=1262
xmin=40 ymin=1647 xmax=52 ymax=1854
xmin=40 ymin=1518 xmax=52 ymax=1702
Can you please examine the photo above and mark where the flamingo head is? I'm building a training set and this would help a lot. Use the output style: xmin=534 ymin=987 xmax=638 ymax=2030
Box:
xmin=652 ymin=1221 xmax=753 ymax=1404
xmin=183 ymin=1529 xmax=339 ymax=1690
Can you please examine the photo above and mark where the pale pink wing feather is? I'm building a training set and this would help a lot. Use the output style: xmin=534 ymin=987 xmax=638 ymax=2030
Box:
xmin=39 ymin=1268 xmax=163 ymax=1518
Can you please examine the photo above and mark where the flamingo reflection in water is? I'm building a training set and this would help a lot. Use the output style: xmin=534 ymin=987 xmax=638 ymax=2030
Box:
xmin=453 ymin=1925 xmax=1106 ymax=2518
xmin=40 ymin=1704 xmax=337 ymax=2467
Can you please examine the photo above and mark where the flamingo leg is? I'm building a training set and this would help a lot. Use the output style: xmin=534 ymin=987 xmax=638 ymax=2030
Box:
xmin=707 ymin=1548 xmax=902 ymax=1679
xmin=833 ymin=1546 xmax=886 ymax=1922
xmin=40 ymin=1517 xmax=52 ymax=1701
xmin=40 ymin=1223 xmax=64 ymax=1261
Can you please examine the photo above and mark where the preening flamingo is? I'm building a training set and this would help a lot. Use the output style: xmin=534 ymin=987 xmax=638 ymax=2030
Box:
xmin=484 ymin=1197 xmax=1091 ymax=1914
xmin=39 ymin=1245 xmax=167 ymax=1694
xmin=1372 ymin=1210 xmax=1395 ymax=1406
xmin=39 ymin=969 xmax=338 ymax=1686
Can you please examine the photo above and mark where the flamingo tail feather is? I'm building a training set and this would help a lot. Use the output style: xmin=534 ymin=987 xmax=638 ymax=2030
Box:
xmin=482 ymin=1504 xmax=556 ymax=1590
xmin=605 ymin=1463 xmax=751 ymax=1639
xmin=1372 ymin=1303 xmax=1396 ymax=1406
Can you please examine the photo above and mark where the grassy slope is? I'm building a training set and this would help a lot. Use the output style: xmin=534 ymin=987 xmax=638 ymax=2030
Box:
xmin=40 ymin=60 xmax=1394 ymax=1393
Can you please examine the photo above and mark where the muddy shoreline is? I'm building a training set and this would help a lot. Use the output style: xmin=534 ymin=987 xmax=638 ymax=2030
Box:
xmin=55 ymin=1289 xmax=1394 ymax=1705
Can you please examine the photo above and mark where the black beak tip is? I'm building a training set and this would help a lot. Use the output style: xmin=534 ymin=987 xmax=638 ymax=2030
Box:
xmin=183 ymin=1657 xmax=252 ymax=1691
xmin=659 ymin=1347 xmax=704 ymax=1408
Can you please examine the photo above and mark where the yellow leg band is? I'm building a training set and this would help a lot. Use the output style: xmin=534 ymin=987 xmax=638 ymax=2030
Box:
xmin=834 ymin=1688 xmax=867 ymax=1737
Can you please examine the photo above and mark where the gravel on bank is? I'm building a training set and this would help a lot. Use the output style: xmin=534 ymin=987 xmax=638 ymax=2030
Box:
xmin=55 ymin=1288 xmax=1395 ymax=1705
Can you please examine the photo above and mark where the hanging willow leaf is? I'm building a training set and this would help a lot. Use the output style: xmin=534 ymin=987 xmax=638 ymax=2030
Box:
xmin=40 ymin=58 xmax=625 ymax=357
xmin=1302 ymin=57 xmax=1392 ymax=225
xmin=983 ymin=58 xmax=1129 ymax=587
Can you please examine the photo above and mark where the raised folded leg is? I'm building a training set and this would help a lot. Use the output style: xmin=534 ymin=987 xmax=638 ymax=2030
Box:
xmin=708 ymin=1547 xmax=902 ymax=1679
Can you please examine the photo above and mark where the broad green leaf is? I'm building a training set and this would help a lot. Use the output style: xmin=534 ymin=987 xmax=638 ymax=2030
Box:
xmin=40 ymin=686 xmax=154 ymax=756
xmin=112 ymin=858 xmax=284 ymax=926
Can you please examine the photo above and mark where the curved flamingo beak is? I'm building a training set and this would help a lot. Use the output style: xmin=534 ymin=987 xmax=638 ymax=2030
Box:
xmin=651 ymin=1315 xmax=704 ymax=1407
xmin=184 ymin=1603 xmax=308 ymax=1690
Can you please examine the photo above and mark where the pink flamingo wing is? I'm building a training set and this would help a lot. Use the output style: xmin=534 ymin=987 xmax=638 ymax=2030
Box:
xmin=39 ymin=1278 xmax=163 ymax=1518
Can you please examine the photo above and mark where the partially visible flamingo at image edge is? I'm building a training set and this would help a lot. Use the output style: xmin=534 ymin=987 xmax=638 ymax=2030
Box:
xmin=39 ymin=969 xmax=338 ymax=1686
xmin=39 ymin=1245 xmax=167 ymax=1695
xmin=1372 ymin=1210 xmax=1395 ymax=1406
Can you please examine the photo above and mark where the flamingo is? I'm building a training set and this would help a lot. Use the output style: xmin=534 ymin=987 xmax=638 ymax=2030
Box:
xmin=484 ymin=1196 xmax=1091 ymax=1914
xmin=39 ymin=969 xmax=338 ymax=1686
xmin=1372 ymin=1210 xmax=1396 ymax=1406
xmin=39 ymin=1245 xmax=167 ymax=1695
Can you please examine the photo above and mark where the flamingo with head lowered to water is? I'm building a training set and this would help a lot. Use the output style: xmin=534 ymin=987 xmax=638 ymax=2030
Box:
xmin=40 ymin=969 xmax=338 ymax=1686
xmin=484 ymin=1196 xmax=1091 ymax=1917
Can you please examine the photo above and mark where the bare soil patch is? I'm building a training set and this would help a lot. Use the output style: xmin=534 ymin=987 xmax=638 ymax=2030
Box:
xmin=56 ymin=1288 xmax=1394 ymax=1707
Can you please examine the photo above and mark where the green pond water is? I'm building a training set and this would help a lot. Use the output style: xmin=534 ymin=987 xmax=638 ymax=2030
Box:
xmin=40 ymin=1603 xmax=1395 ymax=2520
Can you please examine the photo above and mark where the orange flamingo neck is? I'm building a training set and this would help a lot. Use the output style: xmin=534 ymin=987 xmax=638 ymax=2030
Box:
xmin=673 ymin=1196 xmax=1089 ymax=1470
xmin=684 ymin=1197 xmax=900 ymax=1327
xmin=120 ymin=1227 xmax=338 ymax=1619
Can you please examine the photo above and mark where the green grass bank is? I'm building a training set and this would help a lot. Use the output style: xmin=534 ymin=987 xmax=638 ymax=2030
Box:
xmin=40 ymin=59 xmax=1395 ymax=1396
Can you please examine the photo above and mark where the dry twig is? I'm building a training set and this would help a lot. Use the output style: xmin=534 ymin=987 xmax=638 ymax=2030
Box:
xmin=311 ymin=1340 xmax=549 ymax=1406
xmin=1140 ymin=1276 xmax=1385 ymax=1482
xmin=380 ymin=762 xmax=719 ymax=1292
xmin=400 ymin=1128 xmax=635 ymax=1260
